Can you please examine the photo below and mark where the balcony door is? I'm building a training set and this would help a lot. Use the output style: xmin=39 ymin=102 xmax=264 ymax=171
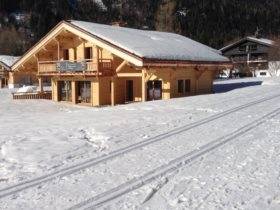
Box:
xmin=77 ymin=81 xmax=91 ymax=104
xmin=126 ymin=80 xmax=133 ymax=102
xmin=147 ymin=80 xmax=162 ymax=101
xmin=63 ymin=49 xmax=69 ymax=60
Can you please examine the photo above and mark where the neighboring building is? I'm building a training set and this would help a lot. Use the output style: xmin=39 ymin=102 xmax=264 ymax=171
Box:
xmin=220 ymin=36 xmax=278 ymax=77
xmin=0 ymin=55 xmax=20 ymax=88
xmin=12 ymin=20 xmax=231 ymax=106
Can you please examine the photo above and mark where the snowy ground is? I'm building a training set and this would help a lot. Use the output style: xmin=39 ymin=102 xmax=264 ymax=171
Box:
xmin=0 ymin=77 xmax=280 ymax=210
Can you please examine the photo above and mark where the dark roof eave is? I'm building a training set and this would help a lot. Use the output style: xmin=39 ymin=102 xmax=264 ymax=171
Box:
xmin=221 ymin=37 xmax=274 ymax=52
xmin=0 ymin=61 xmax=11 ymax=70
xmin=142 ymin=58 xmax=232 ymax=67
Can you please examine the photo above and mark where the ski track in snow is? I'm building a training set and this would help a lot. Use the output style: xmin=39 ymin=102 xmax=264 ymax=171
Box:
xmin=69 ymin=108 xmax=280 ymax=209
xmin=0 ymin=92 xmax=279 ymax=200
xmin=0 ymin=77 xmax=280 ymax=209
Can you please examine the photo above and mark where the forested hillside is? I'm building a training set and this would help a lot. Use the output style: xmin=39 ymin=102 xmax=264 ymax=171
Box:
xmin=0 ymin=0 xmax=280 ymax=55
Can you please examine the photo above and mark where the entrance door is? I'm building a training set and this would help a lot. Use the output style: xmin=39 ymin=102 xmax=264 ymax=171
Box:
xmin=126 ymin=80 xmax=133 ymax=102
xmin=147 ymin=80 xmax=162 ymax=101
xmin=58 ymin=81 xmax=72 ymax=102
xmin=0 ymin=78 xmax=4 ymax=88
xmin=77 ymin=81 xmax=91 ymax=103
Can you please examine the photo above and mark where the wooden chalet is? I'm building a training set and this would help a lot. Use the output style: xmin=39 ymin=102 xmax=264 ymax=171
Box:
xmin=220 ymin=36 xmax=275 ymax=77
xmin=0 ymin=55 xmax=21 ymax=88
xmin=12 ymin=20 xmax=231 ymax=106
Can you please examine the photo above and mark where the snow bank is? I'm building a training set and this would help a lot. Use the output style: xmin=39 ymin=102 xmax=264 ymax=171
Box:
xmin=17 ymin=86 xmax=38 ymax=93
xmin=261 ymin=78 xmax=280 ymax=86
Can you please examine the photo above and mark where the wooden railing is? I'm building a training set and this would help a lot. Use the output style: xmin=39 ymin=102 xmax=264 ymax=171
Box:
xmin=38 ymin=59 xmax=112 ymax=75
xmin=99 ymin=59 xmax=112 ymax=70
xmin=12 ymin=91 xmax=52 ymax=100
xmin=0 ymin=70 xmax=7 ymax=77
xmin=39 ymin=63 xmax=56 ymax=72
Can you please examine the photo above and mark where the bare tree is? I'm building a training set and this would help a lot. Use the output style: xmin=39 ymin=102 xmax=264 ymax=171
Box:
xmin=267 ymin=37 xmax=280 ymax=77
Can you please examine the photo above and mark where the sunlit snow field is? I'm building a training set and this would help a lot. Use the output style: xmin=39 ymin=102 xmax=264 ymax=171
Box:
xmin=0 ymin=77 xmax=280 ymax=209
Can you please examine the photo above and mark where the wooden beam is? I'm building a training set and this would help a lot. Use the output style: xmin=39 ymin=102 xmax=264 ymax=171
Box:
xmin=111 ymin=77 xmax=116 ymax=106
xmin=42 ymin=46 xmax=48 ymax=51
xmin=34 ymin=54 xmax=39 ymax=74
xmin=93 ymin=45 xmax=99 ymax=75
xmin=116 ymin=60 xmax=128 ymax=73
xmin=54 ymin=38 xmax=60 ymax=60
xmin=142 ymin=69 xmax=147 ymax=102
xmin=38 ymin=77 xmax=43 ymax=92
xmin=71 ymin=81 xmax=77 ymax=104
xmin=117 ymin=72 xmax=142 ymax=77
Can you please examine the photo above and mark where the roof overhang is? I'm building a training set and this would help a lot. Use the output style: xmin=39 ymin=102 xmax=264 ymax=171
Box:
xmin=0 ymin=61 xmax=11 ymax=71
xmin=12 ymin=20 xmax=231 ymax=71
xmin=12 ymin=21 xmax=144 ymax=71
xmin=221 ymin=37 xmax=275 ymax=53
xmin=143 ymin=59 xmax=233 ymax=69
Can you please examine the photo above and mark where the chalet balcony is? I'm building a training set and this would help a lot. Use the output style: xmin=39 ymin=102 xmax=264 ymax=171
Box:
xmin=232 ymin=55 xmax=268 ymax=64
xmin=38 ymin=59 xmax=113 ymax=76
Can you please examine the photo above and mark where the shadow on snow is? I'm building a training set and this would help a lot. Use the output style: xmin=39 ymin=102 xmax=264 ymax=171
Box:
xmin=214 ymin=80 xmax=263 ymax=93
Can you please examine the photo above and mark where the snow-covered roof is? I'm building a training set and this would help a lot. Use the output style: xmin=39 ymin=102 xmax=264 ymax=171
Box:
xmin=247 ymin=37 xmax=274 ymax=46
xmin=220 ymin=36 xmax=275 ymax=52
xmin=70 ymin=20 xmax=229 ymax=63
xmin=0 ymin=55 xmax=21 ymax=69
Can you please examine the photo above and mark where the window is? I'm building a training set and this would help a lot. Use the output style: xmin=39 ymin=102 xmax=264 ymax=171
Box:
xmin=185 ymin=79 xmax=191 ymax=93
xmin=58 ymin=81 xmax=72 ymax=102
xmin=147 ymin=80 xmax=162 ymax=101
xmin=178 ymin=80 xmax=184 ymax=93
xmin=249 ymin=44 xmax=257 ymax=51
xmin=178 ymin=79 xmax=191 ymax=94
xmin=84 ymin=47 xmax=93 ymax=60
xmin=77 ymin=81 xmax=91 ymax=103
xmin=239 ymin=45 xmax=246 ymax=52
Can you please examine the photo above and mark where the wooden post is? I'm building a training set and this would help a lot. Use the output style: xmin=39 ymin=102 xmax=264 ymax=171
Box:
xmin=83 ymin=42 xmax=86 ymax=60
xmin=111 ymin=77 xmax=116 ymax=106
xmin=54 ymin=38 xmax=60 ymax=60
xmin=91 ymin=79 xmax=100 ymax=107
xmin=71 ymin=81 xmax=77 ymax=104
xmin=38 ymin=77 xmax=43 ymax=92
xmin=51 ymin=78 xmax=56 ymax=101
xmin=34 ymin=54 xmax=39 ymax=74
xmin=195 ymin=68 xmax=200 ymax=94
xmin=142 ymin=69 xmax=147 ymax=102
xmin=93 ymin=45 xmax=100 ymax=74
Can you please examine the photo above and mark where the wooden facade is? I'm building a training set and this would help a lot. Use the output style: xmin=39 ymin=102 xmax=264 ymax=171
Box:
xmin=11 ymin=21 xmax=231 ymax=106
xmin=221 ymin=37 xmax=274 ymax=76
xmin=0 ymin=65 xmax=8 ymax=88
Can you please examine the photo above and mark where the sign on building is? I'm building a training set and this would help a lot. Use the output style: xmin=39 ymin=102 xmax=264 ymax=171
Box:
xmin=57 ymin=61 xmax=86 ymax=72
